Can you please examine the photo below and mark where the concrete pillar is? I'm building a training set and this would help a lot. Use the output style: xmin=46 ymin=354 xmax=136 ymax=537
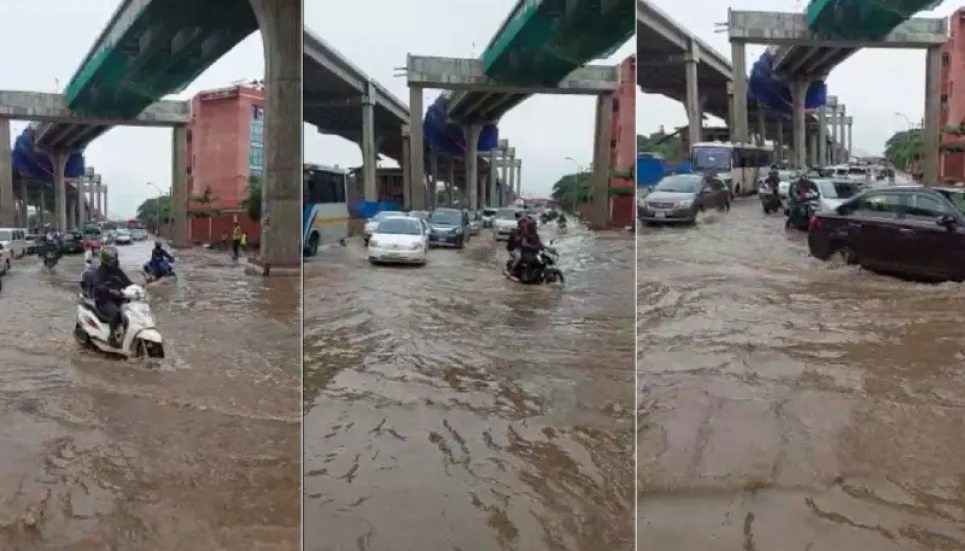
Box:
xmin=924 ymin=46 xmax=942 ymax=183
xmin=685 ymin=40 xmax=701 ymax=148
xmin=96 ymin=183 xmax=103 ymax=218
xmin=464 ymin=124 xmax=481 ymax=211
xmin=447 ymin=157 xmax=455 ymax=206
xmin=846 ymin=116 xmax=853 ymax=160
xmin=506 ymin=149 xmax=515 ymax=200
xmin=817 ymin=105 xmax=828 ymax=167
xmin=808 ymin=130 xmax=818 ymax=167
xmin=726 ymin=82 xmax=735 ymax=142
xmin=791 ymin=80 xmax=808 ymax=169
xmin=488 ymin=148 xmax=498 ymax=208
xmin=38 ymin=185 xmax=46 ymax=225
xmin=17 ymin=176 xmax=26 ymax=226
xmin=590 ymin=93 xmax=614 ymax=229
xmin=103 ymin=185 xmax=108 ymax=221
xmin=171 ymin=126 xmax=189 ymax=247
xmin=776 ymin=118 xmax=784 ymax=163
xmin=730 ymin=41 xmax=748 ymax=143
xmin=249 ymin=0 xmax=303 ymax=271
xmin=53 ymin=153 xmax=67 ymax=230
xmin=0 ymin=119 xmax=12 ymax=227
xmin=401 ymin=125 xmax=411 ymax=210
xmin=516 ymin=160 xmax=523 ymax=197
xmin=408 ymin=87 xmax=425 ymax=211
xmin=756 ymin=113 xmax=766 ymax=146
xmin=500 ymin=151 xmax=510 ymax=202
xmin=361 ymin=81 xmax=378 ymax=202
xmin=428 ymin=148 xmax=438 ymax=210
xmin=836 ymin=106 xmax=847 ymax=164
xmin=72 ymin=180 xmax=82 ymax=227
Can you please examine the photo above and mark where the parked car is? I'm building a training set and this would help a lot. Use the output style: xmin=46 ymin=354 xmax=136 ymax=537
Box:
xmin=638 ymin=174 xmax=730 ymax=225
xmin=0 ymin=228 xmax=27 ymax=259
xmin=0 ymin=244 xmax=10 ymax=274
xmin=427 ymin=208 xmax=470 ymax=248
xmin=113 ymin=228 xmax=133 ymax=245
xmin=363 ymin=211 xmax=404 ymax=246
xmin=808 ymin=185 xmax=965 ymax=282
xmin=468 ymin=211 xmax=482 ymax=235
xmin=367 ymin=216 xmax=429 ymax=265
xmin=131 ymin=228 xmax=149 ymax=241
xmin=60 ymin=231 xmax=85 ymax=254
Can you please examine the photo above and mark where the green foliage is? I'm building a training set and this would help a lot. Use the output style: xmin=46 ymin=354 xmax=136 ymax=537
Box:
xmin=135 ymin=195 xmax=172 ymax=231
xmin=241 ymin=174 xmax=262 ymax=222
xmin=885 ymin=124 xmax=965 ymax=170
xmin=551 ymin=172 xmax=591 ymax=207
xmin=187 ymin=186 xmax=222 ymax=218
xmin=637 ymin=129 xmax=685 ymax=162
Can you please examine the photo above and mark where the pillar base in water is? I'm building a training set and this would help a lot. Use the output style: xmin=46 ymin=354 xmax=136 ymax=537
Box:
xmin=245 ymin=256 xmax=300 ymax=277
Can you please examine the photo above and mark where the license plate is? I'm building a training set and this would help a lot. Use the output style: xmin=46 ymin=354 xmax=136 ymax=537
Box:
xmin=655 ymin=212 xmax=666 ymax=218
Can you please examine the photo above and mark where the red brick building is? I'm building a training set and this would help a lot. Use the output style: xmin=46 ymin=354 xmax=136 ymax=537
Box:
xmin=186 ymin=84 xmax=264 ymax=243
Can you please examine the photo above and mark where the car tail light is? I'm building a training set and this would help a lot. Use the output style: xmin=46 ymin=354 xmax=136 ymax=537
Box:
xmin=808 ymin=215 xmax=821 ymax=230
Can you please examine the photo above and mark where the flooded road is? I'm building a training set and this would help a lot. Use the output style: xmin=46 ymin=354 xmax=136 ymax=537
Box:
xmin=304 ymin=223 xmax=635 ymax=550
xmin=0 ymin=242 xmax=300 ymax=550
xmin=638 ymin=201 xmax=965 ymax=550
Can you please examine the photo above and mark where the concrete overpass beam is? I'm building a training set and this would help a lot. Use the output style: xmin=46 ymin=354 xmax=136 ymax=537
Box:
xmin=590 ymin=93 xmax=614 ymax=230
xmin=924 ymin=45 xmax=942 ymax=184
xmin=406 ymin=56 xmax=619 ymax=95
xmin=361 ymin=81 xmax=378 ymax=202
xmin=727 ymin=10 xmax=947 ymax=48
xmin=0 ymin=119 xmax=13 ymax=227
xmin=730 ymin=41 xmax=748 ymax=143
xmin=685 ymin=39 xmax=701 ymax=147
xmin=408 ymin=86 xmax=426 ymax=210
xmin=250 ymin=0 xmax=302 ymax=273
xmin=171 ymin=126 xmax=189 ymax=247
xmin=791 ymin=80 xmax=809 ymax=169
xmin=464 ymin=124 xmax=482 ymax=211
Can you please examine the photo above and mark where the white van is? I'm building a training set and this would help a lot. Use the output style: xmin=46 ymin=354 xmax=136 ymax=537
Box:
xmin=0 ymin=228 xmax=28 ymax=259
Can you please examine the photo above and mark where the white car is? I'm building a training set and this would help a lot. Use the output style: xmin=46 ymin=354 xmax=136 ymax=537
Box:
xmin=367 ymin=216 xmax=428 ymax=265
xmin=363 ymin=211 xmax=404 ymax=245
xmin=0 ymin=244 xmax=10 ymax=274
xmin=814 ymin=179 xmax=862 ymax=212
xmin=491 ymin=207 xmax=521 ymax=241
xmin=113 ymin=229 xmax=133 ymax=244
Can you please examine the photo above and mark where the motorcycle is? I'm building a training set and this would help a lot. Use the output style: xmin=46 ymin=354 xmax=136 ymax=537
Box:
xmin=42 ymin=247 xmax=61 ymax=268
xmin=759 ymin=186 xmax=782 ymax=214
xmin=74 ymin=284 xmax=165 ymax=358
xmin=557 ymin=217 xmax=568 ymax=233
xmin=785 ymin=192 xmax=820 ymax=231
xmin=504 ymin=243 xmax=565 ymax=285
xmin=142 ymin=258 xmax=175 ymax=283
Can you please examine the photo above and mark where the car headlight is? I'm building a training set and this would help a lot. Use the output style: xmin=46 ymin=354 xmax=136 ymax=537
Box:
xmin=453 ymin=227 xmax=463 ymax=234
xmin=676 ymin=199 xmax=694 ymax=208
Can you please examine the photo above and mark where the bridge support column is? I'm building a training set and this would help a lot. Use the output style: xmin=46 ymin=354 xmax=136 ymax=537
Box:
xmin=171 ymin=126 xmax=189 ymax=247
xmin=808 ymin=129 xmax=818 ymax=167
xmin=846 ymin=117 xmax=853 ymax=160
xmin=685 ymin=41 xmax=701 ymax=148
xmin=590 ymin=93 xmax=614 ymax=230
xmin=464 ymin=124 xmax=482 ymax=211
xmin=73 ymin=181 xmax=82 ymax=228
xmin=446 ymin=156 xmax=455 ymax=206
xmin=53 ymin=153 xmax=68 ymax=231
xmin=506 ymin=149 xmax=515 ymax=201
xmin=817 ymin=105 xmax=828 ymax=167
xmin=488 ymin=148 xmax=498 ymax=208
xmin=38 ymin=186 xmax=46 ymax=225
xmin=0 ymin=119 xmax=13 ymax=227
xmin=756 ymin=113 xmax=766 ymax=146
xmin=401 ymin=125 xmax=411 ymax=210
xmin=836 ymin=106 xmax=847 ymax=164
xmin=428 ymin=148 xmax=438 ymax=209
xmin=516 ymin=160 xmax=523 ymax=197
xmin=776 ymin=118 xmax=784 ymax=163
xmin=250 ymin=0 xmax=302 ymax=273
xmin=408 ymin=87 xmax=425 ymax=211
xmin=17 ymin=177 xmax=27 ymax=227
xmin=924 ymin=47 xmax=942 ymax=183
xmin=103 ymin=186 xmax=108 ymax=221
xmin=361 ymin=82 xmax=378 ymax=202
xmin=730 ymin=41 xmax=748 ymax=143
xmin=791 ymin=80 xmax=809 ymax=169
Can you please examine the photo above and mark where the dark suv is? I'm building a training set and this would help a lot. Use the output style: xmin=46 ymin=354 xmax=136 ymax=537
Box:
xmin=427 ymin=208 xmax=470 ymax=248
xmin=808 ymin=185 xmax=965 ymax=282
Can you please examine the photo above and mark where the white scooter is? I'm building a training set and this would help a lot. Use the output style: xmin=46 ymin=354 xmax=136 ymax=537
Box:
xmin=74 ymin=284 xmax=165 ymax=358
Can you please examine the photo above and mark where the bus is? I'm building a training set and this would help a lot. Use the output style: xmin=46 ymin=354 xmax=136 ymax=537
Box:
xmin=690 ymin=141 xmax=774 ymax=196
xmin=303 ymin=163 xmax=351 ymax=257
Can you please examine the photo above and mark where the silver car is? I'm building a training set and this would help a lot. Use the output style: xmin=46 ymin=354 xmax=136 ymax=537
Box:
xmin=491 ymin=207 xmax=520 ymax=241
xmin=468 ymin=211 xmax=482 ymax=235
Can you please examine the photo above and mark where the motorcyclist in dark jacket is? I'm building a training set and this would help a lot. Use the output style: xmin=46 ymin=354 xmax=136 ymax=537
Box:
xmin=763 ymin=165 xmax=781 ymax=192
xmin=91 ymin=246 xmax=133 ymax=347
xmin=787 ymin=173 xmax=820 ymax=228
xmin=147 ymin=241 xmax=174 ymax=276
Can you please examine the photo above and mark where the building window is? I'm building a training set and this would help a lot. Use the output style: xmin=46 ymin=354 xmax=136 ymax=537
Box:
xmin=249 ymin=146 xmax=264 ymax=169
xmin=251 ymin=105 xmax=264 ymax=120
xmin=943 ymin=52 xmax=950 ymax=68
xmin=942 ymin=94 xmax=949 ymax=108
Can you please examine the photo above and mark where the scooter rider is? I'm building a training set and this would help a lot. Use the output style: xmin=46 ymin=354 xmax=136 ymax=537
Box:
xmin=147 ymin=241 xmax=174 ymax=277
xmin=764 ymin=165 xmax=781 ymax=192
xmin=91 ymin=246 xmax=134 ymax=348
xmin=787 ymin=171 xmax=820 ymax=227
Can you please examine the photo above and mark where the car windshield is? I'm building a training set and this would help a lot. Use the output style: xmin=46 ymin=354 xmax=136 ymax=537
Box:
xmin=691 ymin=146 xmax=732 ymax=171
xmin=428 ymin=210 xmax=461 ymax=225
xmin=936 ymin=190 xmax=965 ymax=214
xmin=495 ymin=208 xmax=518 ymax=220
xmin=408 ymin=211 xmax=428 ymax=219
xmin=482 ymin=208 xmax=497 ymax=216
xmin=655 ymin=175 xmax=702 ymax=193
xmin=116 ymin=229 xmax=130 ymax=235
xmin=816 ymin=180 xmax=861 ymax=199
xmin=372 ymin=211 xmax=402 ymax=221
xmin=375 ymin=218 xmax=422 ymax=235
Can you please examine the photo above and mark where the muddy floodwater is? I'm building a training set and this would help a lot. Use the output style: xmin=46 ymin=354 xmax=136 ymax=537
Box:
xmin=0 ymin=243 xmax=300 ymax=550
xmin=304 ymin=223 xmax=635 ymax=550
xmin=638 ymin=201 xmax=965 ymax=550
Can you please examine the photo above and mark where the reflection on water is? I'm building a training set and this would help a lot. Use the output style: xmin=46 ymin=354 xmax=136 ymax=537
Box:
xmin=0 ymin=244 xmax=300 ymax=550
xmin=305 ymin=225 xmax=635 ymax=550
xmin=638 ymin=202 xmax=965 ymax=549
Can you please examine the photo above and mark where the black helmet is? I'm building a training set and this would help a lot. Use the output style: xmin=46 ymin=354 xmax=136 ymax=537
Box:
xmin=100 ymin=245 xmax=119 ymax=268
xmin=514 ymin=211 xmax=522 ymax=219
xmin=154 ymin=240 xmax=162 ymax=249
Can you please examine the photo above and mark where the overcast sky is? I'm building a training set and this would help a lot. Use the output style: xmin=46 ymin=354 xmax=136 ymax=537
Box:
xmin=3 ymin=1 xmax=266 ymax=219
xmin=305 ymin=0 xmax=634 ymax=199
xmin=636 ymin=0 xmax=958 ymax=156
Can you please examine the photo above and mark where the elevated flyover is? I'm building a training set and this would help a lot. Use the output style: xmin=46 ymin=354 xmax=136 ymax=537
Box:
xmin=304 ymin=29 xmax=510 ymax=210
